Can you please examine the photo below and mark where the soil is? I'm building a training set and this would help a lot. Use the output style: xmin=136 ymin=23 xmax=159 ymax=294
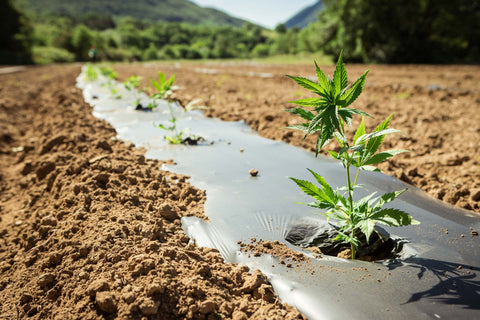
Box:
xmin=0 ymin=65 xmax=305 ymax=320
xmin=115 ymin=61 xmax=480 ymax=214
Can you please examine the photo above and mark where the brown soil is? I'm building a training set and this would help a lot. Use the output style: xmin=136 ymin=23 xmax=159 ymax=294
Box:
xmin=115 ymin=62 xmax=480 ymax=213
xmin=0 ymin=65 xmax=305 ymax=320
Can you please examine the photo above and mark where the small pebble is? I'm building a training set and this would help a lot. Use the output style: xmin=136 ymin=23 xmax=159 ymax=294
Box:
xmin=249 ymin=169 xmax=258 ymax=177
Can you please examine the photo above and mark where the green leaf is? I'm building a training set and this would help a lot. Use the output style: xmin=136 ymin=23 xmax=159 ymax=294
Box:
xmin=158 ymin=71 xmax=166 ymax=85
xmin=373 ymin=189 xmax=407 ymax=212
xmin=306 ymin=112 xmax=324 ymax=136
xmin=328 ymin=151 xmax=339 ymax=159
xmin=307 ymin=169 xmax=336 ymax=203
xmin=370 ymin=208 xmax=420 ymax=227
xmin=284 ymin=107 xmax=315 ymax=120
xmin=361 ymin=165 xmax=381 ymax=172
xmin=286 ymin=75 xmax=326 ymax=96
xmin=167 ymin=74 xmax=175 ymax=87
xmin=354 ymin=117 xmax=366 ymax=144
xmin=333 ymin=132 xmax=347 ymax=146
xmin=289 ymin=177 xmax=330 ymax=203
xmin=339 ymin=70 xmax=369 ymax=107
xmin=365 ymin=114 xmax=393 ymax=154
xmin=357 ymin=220 xmax=376 ymax=243
xmin=151 ymin=79 xmax=162 ymax=92
xmin=285 ymin=123 xmax=310 ymax=133
xmin=345 ymin=108 xmax=372 ymax=117
xmin=314 ymin=61 xmax=331 ymax=93
xmin=288 ymin=98 xmax=328 ymax=108
xmin=333 ymin=51 xmax=348 ymax=95
xmin=363 ymin=149 xmax=409 ymax=165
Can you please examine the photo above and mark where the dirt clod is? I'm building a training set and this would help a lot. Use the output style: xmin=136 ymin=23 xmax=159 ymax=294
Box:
xmin=249 ymin=168 xmax=259 ymax=177
xmin=96 ymin=291 xmax=117 ymax=313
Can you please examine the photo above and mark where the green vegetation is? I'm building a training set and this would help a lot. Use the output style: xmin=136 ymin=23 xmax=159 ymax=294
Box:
xmin=303 ymin=0 xmax=480 ymax=63
xmin=151 ymin=72 xmax=204 ymax=144
xmin=287 ymin=53 xmax=419 ymax=259
xmin=5 ymin=0 xmax=478 ymax=65
xmin=84 ymin=64 xmax=98 ymax=81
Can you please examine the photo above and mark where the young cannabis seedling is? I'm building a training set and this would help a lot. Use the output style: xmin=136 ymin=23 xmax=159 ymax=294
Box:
xmin=123 ymin=75 xmax=144 ymax=108
xmin=149 ymin=71 xmax=205 ymax=145
xmin=156 ymin=98 xmax=206 ymax=145
xmin=287 ymin=52 xmax=419 ymax=259
xmin=148 ymin=71 xmax=177 ymax=109
xmin=84 ymin=64 xmax=98 ymax=81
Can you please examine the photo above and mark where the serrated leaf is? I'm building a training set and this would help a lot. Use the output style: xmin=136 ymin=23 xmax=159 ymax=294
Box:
xmin=370 ymin=208 xmax=419 ymax=227
xmin=354 ymin=117 xmax=366 ymax=144
xmin=286 ymin=75 xmax=325 ymax=96
xmin=365 ymin=119 xmax=397 ymax=155
xmin=363 ymin=149 xmax=409 ymax=166
xmin=328 ymin=150 xmax=339 ymax=159
xmin=333 ymin=51 xmax=348 ymax=95
xmin=339 ymin=70 xmax=369 ymax=107
xmin=284 ymin=107 xmax=315 ymax=120
xmin=289 ymin=177 xmax=330 ymax=202
xmin=307 ymin=201 xmax=336 ymax=210
xmin=307 ymin=169 xmax=336 ymax=203
xmin=314 ymin=60 xmax=330 ymax=93
xmin=285 ymin=123 xmax=310 ymax=133
xmin=357 ymin=220 xmax=376 ymax=243
xmin=334 ymin=131 xmax=347 ymax=146
xmin=288 ymin=98 xmax=328 ymax=107
xmin=307 ymin=112 xmax=324 ymax=136
xmin=373 ymin=189 xmax=407 ymax=211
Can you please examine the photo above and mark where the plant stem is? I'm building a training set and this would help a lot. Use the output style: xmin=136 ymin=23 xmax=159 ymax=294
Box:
xmin=346 ymin=164 xmax=354 ymax=211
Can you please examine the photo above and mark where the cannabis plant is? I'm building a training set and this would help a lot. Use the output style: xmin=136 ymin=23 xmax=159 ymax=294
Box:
xmin=148 ymin=71 xmax=177 ymax=109
xmin=287 ymin=52 xmax=419 ymax=259
xmin=150 ymin=71 xmax=204 ymax=144
xmin=84 ymin=64 xmax=98 ymax=81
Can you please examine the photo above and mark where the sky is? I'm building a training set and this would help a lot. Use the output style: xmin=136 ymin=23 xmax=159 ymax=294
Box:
xmin=191 ymin=0 xmax=318 ymax=29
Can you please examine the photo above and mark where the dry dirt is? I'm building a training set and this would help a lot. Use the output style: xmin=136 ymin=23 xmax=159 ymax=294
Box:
xmin=115 ymin=61 xmax=480 ymax=213
xmin=0 ymin=65 xmax=305 ymax=319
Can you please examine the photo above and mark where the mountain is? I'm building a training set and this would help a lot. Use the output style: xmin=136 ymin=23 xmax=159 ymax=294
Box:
xmin=14 ymin=0 xmax=249 ymax=27
xmin=285 ymin=1 xmax=323 ymax=29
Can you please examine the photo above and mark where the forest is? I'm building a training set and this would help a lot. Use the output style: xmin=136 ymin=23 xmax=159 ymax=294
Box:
xmin=2 ymin=0 xmax=479 ymax=65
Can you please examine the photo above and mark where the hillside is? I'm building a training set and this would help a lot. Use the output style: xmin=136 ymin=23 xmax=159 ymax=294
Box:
xmin=285 ymin=1 xmax=323 ymax=29
xmin=14 ymin=0 xmax=249 ymax=27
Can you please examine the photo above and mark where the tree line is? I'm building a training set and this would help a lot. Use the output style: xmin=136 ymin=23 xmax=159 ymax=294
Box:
xmin=2 ymin=0 xmax=478 ymax=65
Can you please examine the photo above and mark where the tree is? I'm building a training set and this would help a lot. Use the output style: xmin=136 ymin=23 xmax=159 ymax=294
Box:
xmin=0 ymin=0 xmax=33 ymax=64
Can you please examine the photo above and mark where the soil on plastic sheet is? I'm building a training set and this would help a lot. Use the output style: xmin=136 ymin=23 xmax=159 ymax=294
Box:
xmin=115 ymin=62 xmax=480 ymax=214
xmin=0 ymin=65 xmax=306 ymax=320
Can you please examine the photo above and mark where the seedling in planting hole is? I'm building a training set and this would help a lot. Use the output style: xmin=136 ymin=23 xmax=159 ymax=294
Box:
xmin=286 ymin=52 xmax=419 ymax=259
xmin=148 ymin=71 xmax=177 ymax=109
xmin=123 ymin=76 xmax=145 ymax=109
xmin=84 ymin=64 xmax=98 ymax=81
xmin=157 ymin=98 xmax=206 ymax=145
